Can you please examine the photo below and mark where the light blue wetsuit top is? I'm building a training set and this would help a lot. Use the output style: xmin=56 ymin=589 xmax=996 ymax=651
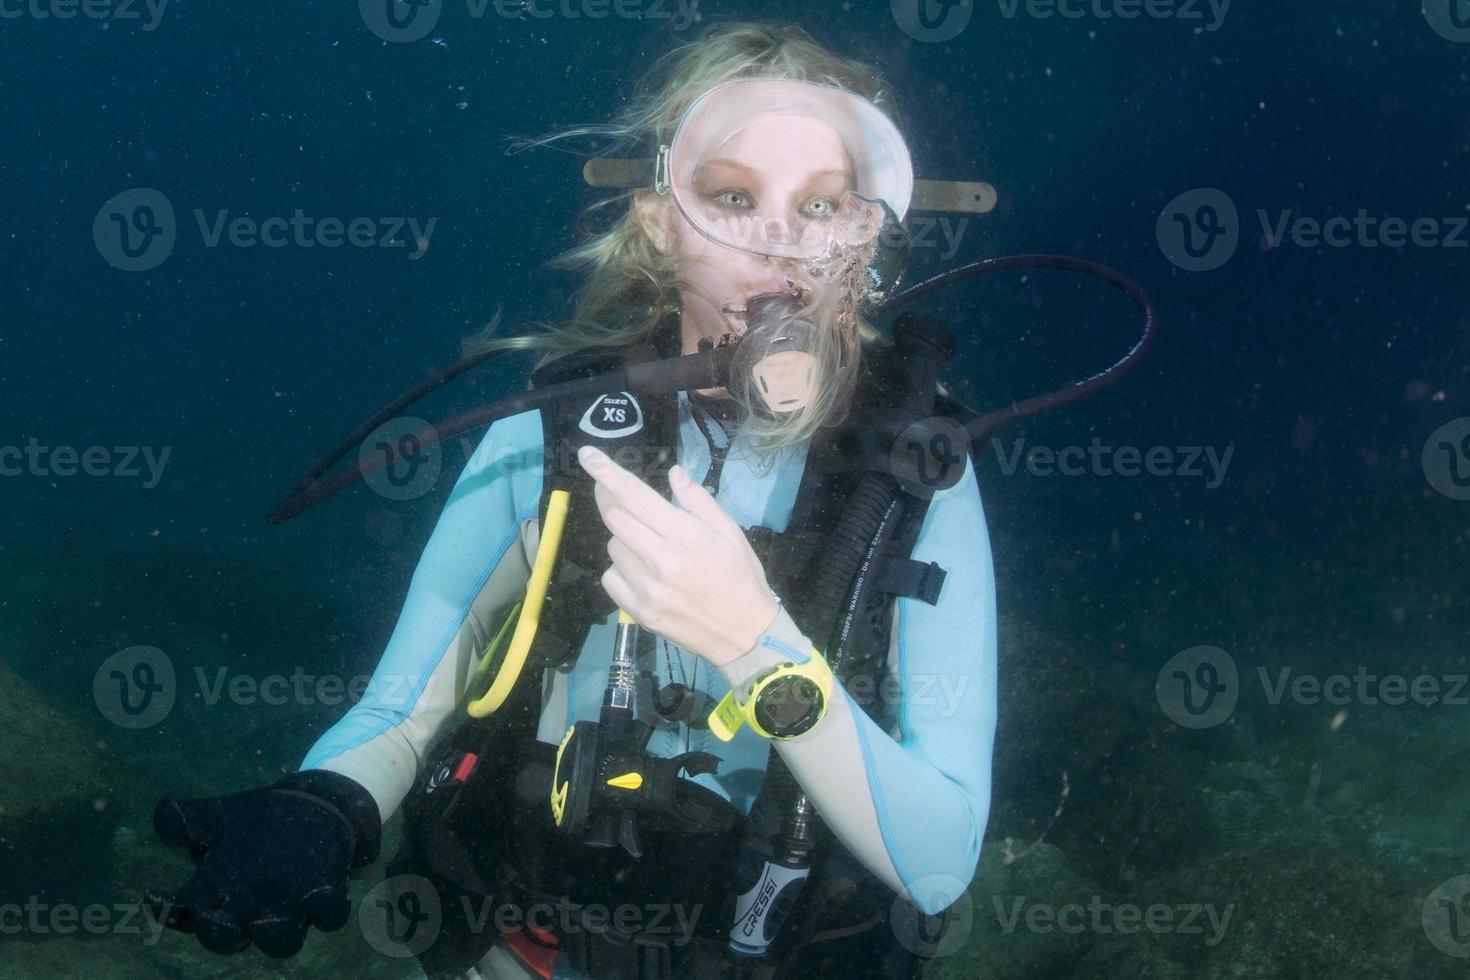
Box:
xmin=301 ymin=393 xmax=998 ymax=914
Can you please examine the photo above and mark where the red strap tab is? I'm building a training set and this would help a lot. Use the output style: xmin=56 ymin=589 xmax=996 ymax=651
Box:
xmin=501 ymin=929 xmax=558 ymax=978
xmin=452 ymin=752 xmax=478 ymax=783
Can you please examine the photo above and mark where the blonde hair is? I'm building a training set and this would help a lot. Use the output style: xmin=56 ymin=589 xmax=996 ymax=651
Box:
xmin=469 ymin=22 xmax=902 ymax=452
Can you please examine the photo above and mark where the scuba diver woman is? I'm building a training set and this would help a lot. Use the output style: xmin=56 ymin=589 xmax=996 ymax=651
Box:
xmin=144 ymin=21 xmax=1154 ymax=980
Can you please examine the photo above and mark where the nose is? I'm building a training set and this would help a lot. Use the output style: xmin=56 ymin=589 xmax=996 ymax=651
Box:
xmin=759 ymin=213 xmax=798 ymax=247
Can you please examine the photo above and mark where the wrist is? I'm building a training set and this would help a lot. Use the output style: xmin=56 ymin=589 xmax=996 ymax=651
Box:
xmin=709 ymin=590 xmax=781 ymax=667
xmin=746 ymin=590 xmax=782 ymax=652
xmin=717 ymin=605 xmax=812 ymax=689
xmin=708 ymin=609 xmax=834 ymax=742
xmin=275 ymin=769 xmax=382 ymax=870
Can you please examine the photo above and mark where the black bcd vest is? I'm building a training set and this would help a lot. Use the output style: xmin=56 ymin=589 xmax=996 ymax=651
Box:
xmin=387 ymin=314 xmax=973 ymax=978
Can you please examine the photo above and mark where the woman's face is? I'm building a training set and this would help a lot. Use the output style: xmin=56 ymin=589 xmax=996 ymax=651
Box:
xmin=643 ymin=113 xmax=858 ymax=359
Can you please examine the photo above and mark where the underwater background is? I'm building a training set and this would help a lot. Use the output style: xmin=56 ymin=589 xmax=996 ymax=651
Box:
xmin=3 ymin=0 xmax=1469 ymax=976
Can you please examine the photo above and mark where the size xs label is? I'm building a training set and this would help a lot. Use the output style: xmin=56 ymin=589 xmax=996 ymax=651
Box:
xmin=578 ymin=392 xmax=644 ymax=439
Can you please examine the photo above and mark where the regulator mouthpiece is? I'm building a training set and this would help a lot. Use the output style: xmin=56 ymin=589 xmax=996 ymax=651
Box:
xmin=730 ymin=293 xmax=822 ymax=418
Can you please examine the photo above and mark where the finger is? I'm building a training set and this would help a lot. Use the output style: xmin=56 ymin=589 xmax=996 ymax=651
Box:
xmin=153 ymin=872 xmax=222 ymax=934
xmin=668 ymin=465 xmax=745 ymax=543
xmin=153 ymin=793 xmax=229 ymax=856
xmin=595 ymin=485 xmax=667 ymax=558
xmin=249 ymin=900 xmax=314 ymax=958
xmin=607 ymin=536 xmax=654 ymax=588
xmin=300 ymin=878 xmax=351 ymax=933
xmin=600 ymin=566 xmax=639 ymax=615
xmin=194 ymin=903 xmax=251 ymax=954
xmin=144 ymin=887 xmax=193 ymax=933
xmin=169 ymin=871 xmax=250 ymax=954
xmin=580 ymin=446 xmax=693 ymax=534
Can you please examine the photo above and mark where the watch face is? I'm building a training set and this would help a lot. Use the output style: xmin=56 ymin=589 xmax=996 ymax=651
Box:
xmin=754 ymin=675 xmax=824 ymax=738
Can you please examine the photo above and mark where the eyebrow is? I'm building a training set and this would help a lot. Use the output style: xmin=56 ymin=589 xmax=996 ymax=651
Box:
xmin=700 ymin=159 xmax=855 ymax=182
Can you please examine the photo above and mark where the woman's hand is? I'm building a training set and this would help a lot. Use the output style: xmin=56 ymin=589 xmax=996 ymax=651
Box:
xmin=578 ymin=445 xmax=780 ymax=667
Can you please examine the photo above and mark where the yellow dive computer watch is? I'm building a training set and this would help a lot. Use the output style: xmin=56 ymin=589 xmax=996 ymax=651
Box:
xmin=708 ymin=647 xmax=833 ymax=741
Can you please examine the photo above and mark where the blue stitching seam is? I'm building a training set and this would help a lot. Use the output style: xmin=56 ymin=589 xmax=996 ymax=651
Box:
xmin=898 ymin=597 xmax=912 ymax=743
xmin=756 ymin=635 xmax=810 ymax=663
xmin=851 ymin=712 xmax=928 ymax=912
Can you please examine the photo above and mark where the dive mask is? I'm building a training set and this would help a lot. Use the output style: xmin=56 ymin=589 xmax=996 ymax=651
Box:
xmin=657 ymin=78 xmax=914 ymax=293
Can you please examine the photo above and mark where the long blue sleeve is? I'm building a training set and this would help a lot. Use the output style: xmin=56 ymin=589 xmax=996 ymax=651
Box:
xmin=299 ymin=410 xmax=545 ymax=820
xmin=714 ymin=455 xmax=997 ymax=914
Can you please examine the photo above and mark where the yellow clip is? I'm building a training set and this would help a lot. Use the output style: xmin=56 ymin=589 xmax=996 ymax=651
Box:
xmin=550 ymin=724 xmax=576 ymax=827
xmin=707 ymin=691 xmax=746 ymax=742
xmin=606 ymin=772 xmax=643 ymax=790
xmin=466 ymin=601 xmax=521 ymax=700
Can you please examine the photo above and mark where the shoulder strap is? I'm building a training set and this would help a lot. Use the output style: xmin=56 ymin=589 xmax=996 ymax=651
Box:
xmin=526 ymin=326 xmax=683 ymax=669
xmin=758 ymin=336 xmax=959 ymax=733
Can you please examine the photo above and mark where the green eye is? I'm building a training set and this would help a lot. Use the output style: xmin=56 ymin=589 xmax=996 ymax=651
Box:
xmin=714 ymin=189 xmax=750 ymax=209
xmin=802 ymin=198 xmax=837 ymax=219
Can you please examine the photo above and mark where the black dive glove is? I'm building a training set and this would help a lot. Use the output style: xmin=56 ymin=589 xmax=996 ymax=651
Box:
xmin=144 ymin=769 xmax=381 ymax=958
